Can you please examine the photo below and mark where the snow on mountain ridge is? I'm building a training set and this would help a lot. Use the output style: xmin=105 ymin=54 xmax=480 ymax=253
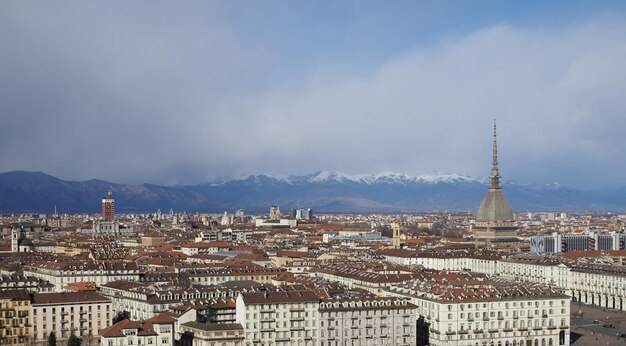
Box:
xmin=211 ymin=171 xmax=482 ymax=185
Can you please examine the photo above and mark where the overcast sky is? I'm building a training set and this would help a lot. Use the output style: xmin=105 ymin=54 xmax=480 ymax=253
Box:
xmin=2 ymin=1 xmax=626 ymax=188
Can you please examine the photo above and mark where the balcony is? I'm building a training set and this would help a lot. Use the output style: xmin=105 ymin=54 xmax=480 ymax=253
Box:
xmin=429 ymin=329 xmax=440 ymax=334
xmin=445 ymin=331 xmax=456 ymax=335
xmin=559 ymin=325 xmax=569 ymax=329
xmin=503 ymin=328 xmax=513 ymax=332
xmin=458 ymin=330 xmax=468 ymax=335
xmin=518 ymin=328 xmax=528 ymax=331
xmin=488 ymin=329 xmax=499 ymax=333
xmin=533 ymin=327 xmax=543 ymax=331
xmin=497 ymin=316 xmax=504 ymax=320
xmin=290 ymin=317 xmax=304 ymax=322
xmin=61 ymin=311 xmax=69 ymax=316
xmin=482 ymin=317 xmax=489 ymax=321
xmin=473 ymin=329 xmax=483 ymax=334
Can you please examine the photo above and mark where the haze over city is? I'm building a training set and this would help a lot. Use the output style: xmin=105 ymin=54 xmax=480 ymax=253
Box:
xmin=2 ymin=1 xmax=626 ymax=188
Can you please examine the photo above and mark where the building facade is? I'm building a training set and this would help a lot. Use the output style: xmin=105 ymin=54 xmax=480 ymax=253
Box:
xmin=30 ymin=291 xmax=112 ymax=345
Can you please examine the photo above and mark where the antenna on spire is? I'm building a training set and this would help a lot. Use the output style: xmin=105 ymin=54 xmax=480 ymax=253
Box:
xmin=490 ymin=119 xmax=501 ymax=189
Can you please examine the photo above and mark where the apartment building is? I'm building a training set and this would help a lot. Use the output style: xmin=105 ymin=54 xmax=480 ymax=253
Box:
xmin=235 ymin=290 xmax=320 ymax=345
xmin=30 ymin=291 xmax=112 ymax=345
xmin=24 ymin=261 xmax=141 ymax=291
xmin=0 ymin=290 xmax=31 ymax=345
xmin=318 ymin=296 xmax=416 ymax=346
xmin=386 ymin=273 xmax=570 ymax=346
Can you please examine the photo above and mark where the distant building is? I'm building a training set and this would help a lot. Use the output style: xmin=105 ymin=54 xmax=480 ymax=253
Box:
xmin=11 ymin=223 xmax=34 ymax=253
xmin=392 ymin=221 xmax=401 ymax=248
xmin=269 ymin=205 xmax=281 ymax=220
xmin=473 ymin=121 xmax=518 ymax=242
xmin=293 ymin=208 xmax=313 ymax=220
xmin=93 ymin=190 xmax=121 ymax=235
xmin=102 ymin=190 xmax=115 ymax=221
xmin=531 ymin=231 xmax=626 ymax=253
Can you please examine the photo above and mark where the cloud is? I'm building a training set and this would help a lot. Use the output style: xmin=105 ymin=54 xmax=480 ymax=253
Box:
xmin=1 ymin=3 xmax=626 ymax=188
xmin=215 ymin=21 xmax=626 ymax=188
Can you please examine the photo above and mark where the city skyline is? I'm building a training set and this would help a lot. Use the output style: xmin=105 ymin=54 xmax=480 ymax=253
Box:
xmin=2 ymin=2 xmax=626 ymax=188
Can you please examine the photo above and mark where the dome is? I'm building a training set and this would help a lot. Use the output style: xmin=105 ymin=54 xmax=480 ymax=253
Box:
xmin=19 ymin=238 xmax=34 ymax=247
xmin=476 ymin=189 xmax=514 ymax=222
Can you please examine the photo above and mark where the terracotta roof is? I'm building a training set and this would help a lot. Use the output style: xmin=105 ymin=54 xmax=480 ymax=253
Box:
xmin=241 ymin=290 xmax=320 ymax=304
xmin=99 ymin=319 xmax=157 ymax=338
xmin=146 ymin=313 xmax=177 ymax=324
xmin=0 ymin=289 xmax=30 ymax=301
xmin=32 ymin=292 xmax=110 ymax=305
xmin=181 ymin=321 xmax=243 ymax=331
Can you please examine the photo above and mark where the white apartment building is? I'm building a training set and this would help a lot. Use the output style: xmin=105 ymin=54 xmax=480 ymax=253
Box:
xmin=318 ymin=296 xmax=417 ymax=346
xmin=386 ymin=273 xmax=570 ymax=346
xmin=235 ymin=290 xmax=320 ymax=345
xmin=381 ymin=249 xmax=626 ymax=313
xmin=24 ymin=261 xmax=141 ymax=291
xmin=499 ymin=256 xmax=626 ymax=311
xmin=380 ymin=249 xmax=502 ymax=275
xmin=100 ymin=280 xmax=243 ymax=320
xmin=30 ymin=291 xmax=112 ymax=346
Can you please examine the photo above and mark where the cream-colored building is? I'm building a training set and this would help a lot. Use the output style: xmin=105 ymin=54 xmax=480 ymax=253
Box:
xmin=0 ymin=290 xmax=31 ymax=345
xmin=30 ymin=291 xmax=112 ymax=345
xmin=386 ymin=273 xmax=570 ymax=346
xmin=24 ymin=261 xmax=141 ymax=291
xmin=235 ymin=290 xmax=320 ymax=346
xmin=319 ymin=296 xmax=416 ymax=346
xmin=179 ymin=322 xmax=244 ymax=346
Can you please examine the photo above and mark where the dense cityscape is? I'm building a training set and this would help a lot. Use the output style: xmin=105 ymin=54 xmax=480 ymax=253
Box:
xmin=0 ymin=125 xmax=623 ymax=345
xmin=4 ymin=2 xmax=626 ymax=346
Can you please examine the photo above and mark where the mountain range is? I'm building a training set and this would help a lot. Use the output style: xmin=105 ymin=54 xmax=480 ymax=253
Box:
xmin=0 ymin=170 xmax=624 ymax=213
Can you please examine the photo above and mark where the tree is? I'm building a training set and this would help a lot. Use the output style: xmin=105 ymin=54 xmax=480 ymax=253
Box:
xmin=47 ymin=332 xmax=57 ymax=346
xmin=67 ymin=334 xmax=82 ymax=346
xmin=112 ymin=310 xmax=130 ymax=324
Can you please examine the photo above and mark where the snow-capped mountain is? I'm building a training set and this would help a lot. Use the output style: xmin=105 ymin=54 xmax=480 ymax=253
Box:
xmin=211 ymin=170 xmax=483 ymax=186
xmin=1 ymin=170 xmax=625 ymax=213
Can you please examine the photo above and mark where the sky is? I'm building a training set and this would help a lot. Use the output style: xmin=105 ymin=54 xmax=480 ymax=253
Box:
xmin=2 ymin=1 xmax=626 ymax=188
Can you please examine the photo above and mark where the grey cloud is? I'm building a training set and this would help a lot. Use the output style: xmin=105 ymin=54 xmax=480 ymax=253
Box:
xmin=1 ymin=3 xmax=626 ymax=188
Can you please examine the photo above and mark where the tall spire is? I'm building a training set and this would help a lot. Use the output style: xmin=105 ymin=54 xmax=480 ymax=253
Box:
xmin=490 ymin=120 xmax=501 ymax=189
